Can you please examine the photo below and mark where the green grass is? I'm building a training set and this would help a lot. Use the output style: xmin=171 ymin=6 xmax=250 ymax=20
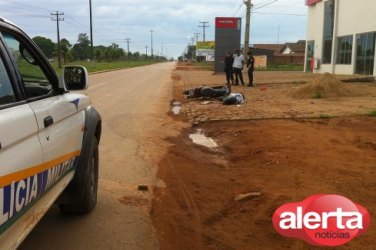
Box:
xmin=19 ymin=62 xmax=46 ymax=81
xmin=367 ymin=110 xmax=376 ymax=117
xmin=292 ymin=80 xmax=306 ymax=85
xmin=192 ymin=61 xmax=214 ymax=71
xmin=312 ymin=90 xmax=322 ymax=99
xmin=191 ymin=62 xmax=303 ymax=72
xmin=51 ymin=60 xmax=157 ymax=74
xmin=319 ymin=114 xmax=333 ymax=119
xmin=256 ymin=64 xmax=304 ymax=71
xmin=193 ymin=62 xmax=304 ymax=71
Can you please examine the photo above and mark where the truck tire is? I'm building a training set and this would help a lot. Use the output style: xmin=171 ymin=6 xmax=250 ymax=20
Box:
xmin=59 ymin=137 xmax=99 ymax=214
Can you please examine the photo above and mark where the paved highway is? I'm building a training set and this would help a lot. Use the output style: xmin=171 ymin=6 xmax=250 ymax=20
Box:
xmin=20 ymin=62 xmax=177 ymax=249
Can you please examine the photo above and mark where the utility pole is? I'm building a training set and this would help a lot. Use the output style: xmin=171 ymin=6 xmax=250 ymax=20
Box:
xmin=51 ymin=11 xmax=64 ymax=68
xmin=89 ymin=0 xmax=94 ymax=61
xmin=190 ymin=37 xmax=195 ymax=46
xmin=243 ymin=0 xmax=253 ymax=61
xmin=145 ymin=45 xmax=148 ymax=58
xmin=194 ymin=32 xmax=200 ymax=44
xmin=198 ymin=21 xmax=209 ymax=42
xmin=125 ymin=37 xmax=131 ymax=58
xmin=150 ymin=30 xmax=154 ymax=59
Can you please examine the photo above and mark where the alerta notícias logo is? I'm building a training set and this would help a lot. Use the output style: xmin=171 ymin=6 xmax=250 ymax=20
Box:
xmin=272 ymin=194 xmax=371 ymax=247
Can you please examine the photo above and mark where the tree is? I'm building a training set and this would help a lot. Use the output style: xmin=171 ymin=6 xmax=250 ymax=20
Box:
xmin=60 ymin=38 xmax=73 ymax=64
xmin=107 ymin=43 xmax=125 ymax=62
xmin=184 ymin=45 xmax=196 ymax=60
xmin=94 ymin=45 xmax=106 ymax=61
xmin=132 ymin=52 xmax=140 ymax=60
xmin=94 ymin=43 xmax=125 ymax=62
xmin=33 ymin=36 xmax=55 ymax=58
xmin=71 ymin=33 xmax=91 ymax=60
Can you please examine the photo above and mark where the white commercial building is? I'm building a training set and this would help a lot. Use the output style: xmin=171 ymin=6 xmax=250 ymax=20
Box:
xmin=304 ymin=0 xmax=376 ymax=76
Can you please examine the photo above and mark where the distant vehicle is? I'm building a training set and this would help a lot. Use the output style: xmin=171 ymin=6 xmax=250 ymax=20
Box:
xmin=0 ymin=17 xmax=101 ymax=249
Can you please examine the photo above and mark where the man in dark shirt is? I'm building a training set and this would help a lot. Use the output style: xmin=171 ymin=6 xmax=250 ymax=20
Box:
xmin=224 ymin=52 xmax=234 ymax=87
xmin=246 ymin=51 xmax=255 ymax=87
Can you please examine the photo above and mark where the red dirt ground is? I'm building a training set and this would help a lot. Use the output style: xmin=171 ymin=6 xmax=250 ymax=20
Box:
xmin=151 ymin=68 xmax=376 ymax=250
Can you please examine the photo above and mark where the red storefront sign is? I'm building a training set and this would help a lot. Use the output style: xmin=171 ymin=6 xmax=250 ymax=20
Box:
xmin=215 ymin=17 xmax=238 ymax=29
xmin=306 ymin=0 xmax=322 ymax=6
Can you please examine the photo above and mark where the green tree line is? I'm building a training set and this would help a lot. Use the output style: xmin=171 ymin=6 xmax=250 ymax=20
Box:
xmin=33 ymin=33 xmax=166 ymax=64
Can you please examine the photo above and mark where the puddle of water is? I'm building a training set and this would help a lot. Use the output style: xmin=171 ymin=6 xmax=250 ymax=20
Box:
xmin=171 ymin=101 xmax=182 ymax=115
xmin=189 ymin=129 xmax=218 ymax=148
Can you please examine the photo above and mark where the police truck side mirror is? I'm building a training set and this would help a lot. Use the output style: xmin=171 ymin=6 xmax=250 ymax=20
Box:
xmin=60 ymin=66 xmax=89 ymax=91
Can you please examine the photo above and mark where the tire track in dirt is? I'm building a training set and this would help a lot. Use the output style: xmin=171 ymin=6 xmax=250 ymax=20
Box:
xmin=162 ymin=157 xmax=204 ymax=248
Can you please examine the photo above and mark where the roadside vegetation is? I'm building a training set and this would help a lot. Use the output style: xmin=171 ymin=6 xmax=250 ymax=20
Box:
xmin=190 ymin=61 xmax=303 ymax=72
xmin=319 ymin=114 xmax=333 ymax=119
xmin=256 ymin=63 xmax=304 ymax=71
xmin=33 ymin=33 xmax=168 ymax=74
xmin=192 ymin=61 xmax=214 ymax=71
xmin=367 ymin=110 xmax=376 ymax=117
xmin=181 ymin=43 xmax=304 ymax=72
xmin=51 ymin=61 xmax=157 ymax=74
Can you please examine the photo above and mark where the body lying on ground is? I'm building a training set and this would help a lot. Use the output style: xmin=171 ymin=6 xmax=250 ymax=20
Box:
xmin=183 ymin=85 xmax=245 ymax=105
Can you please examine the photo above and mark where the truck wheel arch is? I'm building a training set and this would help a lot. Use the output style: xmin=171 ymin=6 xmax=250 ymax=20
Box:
xmin=58 ymin=106 xmax=102 ymax=213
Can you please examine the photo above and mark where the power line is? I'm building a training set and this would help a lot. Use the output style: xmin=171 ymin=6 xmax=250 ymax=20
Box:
xmin=63 ymin=18 xmax=121 ymax=46
xmin=0 ymin=1 xmax=53 ymax=13
xmin=194 ymin=32 xmax=200 ymax=44
xmin=253 ymin=0 xmax=280 ymax=11
xmin=233 ymin=2 xmax=244 ymax=16
xmin=252 ymin=11 xmax=306 ymax=16
xmin=1 ymin=13 xmax=50 ymax=19
xmin=214 ymin=0 xmax=244 ymax=18
xmin=257 ymin=0 xmax=302 ymax=9
xmin=63 ymin=18 xmax=106 ymax=43
xmin=198 ymin=21 xmax=209 ymax=42
xmin=207 ymin=0 xmax=222 ymax=17
xmin=228 ymin=0 xmax=238 ymax=15
xmin=0 ymin=1 xmax=161 ymax=56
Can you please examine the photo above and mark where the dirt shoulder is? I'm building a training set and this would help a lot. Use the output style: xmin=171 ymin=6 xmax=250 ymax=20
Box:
xmin=176 ymin=70 xmax=376 ymax=122
xmin=151 ymin=68 xmax=376 ymax=249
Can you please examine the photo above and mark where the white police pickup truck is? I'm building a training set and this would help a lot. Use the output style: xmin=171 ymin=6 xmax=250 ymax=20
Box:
xmin=0 ymin=18 xmax=101 ymax=248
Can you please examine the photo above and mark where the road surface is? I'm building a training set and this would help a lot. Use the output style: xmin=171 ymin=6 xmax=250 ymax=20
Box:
xmin=20 ymin=62 xmax=178 ymax=249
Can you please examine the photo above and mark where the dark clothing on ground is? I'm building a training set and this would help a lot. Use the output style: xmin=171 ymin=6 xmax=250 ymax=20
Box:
xmin=222 ymin=93 xmax=245 ymax=105
xmin=183 ymin=86 xmax=244 ymax=105
xmin=183 ymin=86 xmax=230 ymax=99
xmin=247 ymin=56 xmax=255 ymax=86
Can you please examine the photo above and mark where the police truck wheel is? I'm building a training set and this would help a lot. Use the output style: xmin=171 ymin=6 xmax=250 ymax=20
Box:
xmin=59 ymin=137 xmax=99 ymax=214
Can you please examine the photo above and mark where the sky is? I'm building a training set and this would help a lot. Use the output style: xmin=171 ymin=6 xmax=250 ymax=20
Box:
xmin=1 ymin=0 xmax=308 ymax=59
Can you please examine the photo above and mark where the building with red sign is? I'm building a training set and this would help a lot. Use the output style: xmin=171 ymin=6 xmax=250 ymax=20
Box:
xmin=214 ymin=17 xmax=242 ymax=72
xmin=305 ymin=0 xmax=376 ymax=76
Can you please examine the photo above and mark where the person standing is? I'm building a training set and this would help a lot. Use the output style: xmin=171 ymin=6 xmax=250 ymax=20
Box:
xmin=246 ymin=51 xmax=255 ymax=87
xmin=232 ymin=49 xmax=245 ymax=86
xmin=224 ymin=52 xmax=234 ymax=87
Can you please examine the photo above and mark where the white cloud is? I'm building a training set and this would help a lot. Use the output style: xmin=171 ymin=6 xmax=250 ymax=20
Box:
xmin=1 ymin=0 xmax=308 ymax=58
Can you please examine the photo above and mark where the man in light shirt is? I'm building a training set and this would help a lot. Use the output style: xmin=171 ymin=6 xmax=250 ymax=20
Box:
xmin=232 ymin=49 xmax=245 ymax=86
